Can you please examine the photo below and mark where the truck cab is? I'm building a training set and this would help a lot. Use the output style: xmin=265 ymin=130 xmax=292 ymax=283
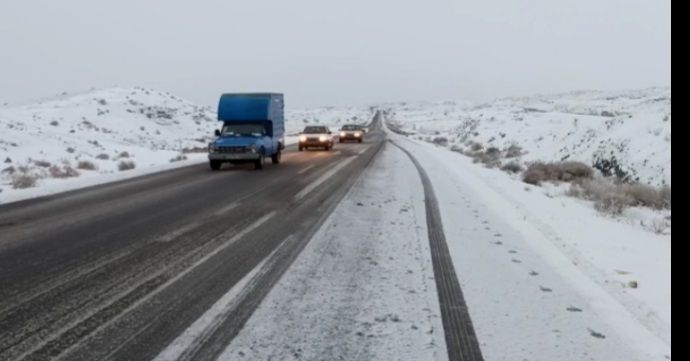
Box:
xmin=208 ymin=93 xmax=285 ymax=170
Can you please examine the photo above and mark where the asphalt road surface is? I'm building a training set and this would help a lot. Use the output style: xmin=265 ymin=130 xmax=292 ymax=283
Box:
xmin=0 ymin=114 xmax=384 ymax=361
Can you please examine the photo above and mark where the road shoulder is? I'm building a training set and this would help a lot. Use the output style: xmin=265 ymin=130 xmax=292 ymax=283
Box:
xmin=388 ymin=133 xmax=671 ymax=361
xmin=218 ymin=143 xmax=449 ymax=361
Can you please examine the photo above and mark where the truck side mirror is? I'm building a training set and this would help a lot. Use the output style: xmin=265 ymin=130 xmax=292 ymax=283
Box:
xmin=214 ymin=129 xmax=220 ymax=136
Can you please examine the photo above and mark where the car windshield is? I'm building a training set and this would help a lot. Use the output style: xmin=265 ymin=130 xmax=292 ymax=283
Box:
xmin=341 ymin=125 xmax=359 ymax=130
xmin=303 ymin=126 xmax=327 ymax=134
xmin=221 ymin=123 xmax=266 ymax=137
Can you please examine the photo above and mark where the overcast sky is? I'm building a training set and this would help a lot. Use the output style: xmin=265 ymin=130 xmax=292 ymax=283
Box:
xmin=0 ymin=0 xmax=671 ymax=107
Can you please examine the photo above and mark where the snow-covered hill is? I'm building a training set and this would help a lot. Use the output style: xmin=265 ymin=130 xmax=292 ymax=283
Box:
xmin=384 ymin=87 xmax=671 ymax=187
xmin=0 ymin=87 xmax=216 ymax=187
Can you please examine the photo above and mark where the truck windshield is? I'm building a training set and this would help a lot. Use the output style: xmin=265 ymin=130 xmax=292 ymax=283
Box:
xmin=221 ymin=124 xmax=266 ymax=137
xmin=342 ymin=125 xmax=359 ymax=130
xmin=303 ymin=126 xmax=328 ymax=134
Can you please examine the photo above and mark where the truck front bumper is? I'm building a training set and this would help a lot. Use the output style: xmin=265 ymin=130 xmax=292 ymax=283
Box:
xmin=299 ymin=140 xmax=331 ymax=147
xmin=340 ymin=134 xmax=362 ymax=140
xmin=208 ymin=153 xmax=261 ymax=161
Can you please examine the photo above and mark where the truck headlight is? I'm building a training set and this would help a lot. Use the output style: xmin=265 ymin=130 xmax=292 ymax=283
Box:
xmin=319 ymin=135 xmax=328 ymax=142
xmin=354 ymin=132 xmax=361 ymax=137
xmin=208 ymin=143 xmax=216 ymax=153
xmin=249 ymin=145 xmax=257 ymax=153
xmin=340 ymin=132 xmax=346 ymax=137
xmin=299 ymin=135 xmax=307 ymax=142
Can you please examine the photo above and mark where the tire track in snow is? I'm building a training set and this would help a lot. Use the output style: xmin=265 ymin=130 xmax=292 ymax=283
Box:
xmin=390 ymin=140 xmax=485 ymax=361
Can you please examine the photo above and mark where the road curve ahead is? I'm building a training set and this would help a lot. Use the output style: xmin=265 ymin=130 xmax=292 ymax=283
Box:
xmin=0 ymin=113 xmax=384 ymax=361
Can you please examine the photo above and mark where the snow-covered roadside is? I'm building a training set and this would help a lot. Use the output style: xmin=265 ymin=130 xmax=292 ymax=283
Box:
xmin=387 ymin=128 xmax=671 ymax=360
xmin=218 ymin=143 xmax=449 ymax=361
xmin=0 ymin=153 xmax=208 ymax=204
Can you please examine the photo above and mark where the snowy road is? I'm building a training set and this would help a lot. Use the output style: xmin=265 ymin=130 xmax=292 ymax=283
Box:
xmin=0 ymin=116 xmax=393 ymax=361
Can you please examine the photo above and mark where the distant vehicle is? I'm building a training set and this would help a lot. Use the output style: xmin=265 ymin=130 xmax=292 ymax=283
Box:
xmin=299 ymin=125 xmax=334 ymax=151
xmin=339 ymin=124 xmax=364 ymax=143
xmin=208 ymin=93 xmax=285 ymax=170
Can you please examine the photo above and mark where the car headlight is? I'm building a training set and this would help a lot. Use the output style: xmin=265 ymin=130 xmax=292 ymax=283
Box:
xmin=340 ymin=132 xmax=346 ymax=137
xmin=299 ymin=135 xmax=307 ymax=142
xmin=319 ymin=135 xmax=328 ymax=142
xmin=354 ymin=132 xmax=361 ymax=137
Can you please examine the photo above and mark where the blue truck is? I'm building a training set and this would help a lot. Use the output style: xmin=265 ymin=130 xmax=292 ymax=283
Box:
xmin=208 ymin=93 xmax=285 ymax=170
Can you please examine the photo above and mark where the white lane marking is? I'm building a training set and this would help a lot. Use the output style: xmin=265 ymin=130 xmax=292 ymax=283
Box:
xmin=357 ymin=146 xmax=370 ymax=155
xmin=294 ymin=156 xmax=355 ymax=201
xmin=40 ymin=212 xmax=277 ymax=361
xmin=153 ymin=235 xmax=291 ymax=361
xmin=156 ymin=222 xmax=201 ymax=243
xmin=213 ymin=202 xmax=239 ymax=216
xmin=297 ymin=165 xmax=315 ymax=175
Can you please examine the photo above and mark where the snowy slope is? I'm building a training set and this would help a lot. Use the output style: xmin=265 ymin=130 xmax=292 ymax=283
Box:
xmin=0 ymin=87 xmax=373 ymax=203
xmin=0 ymin=87 xmax=216 ymax=171
xmin=384 ymin=87 xmax=671 ymax=186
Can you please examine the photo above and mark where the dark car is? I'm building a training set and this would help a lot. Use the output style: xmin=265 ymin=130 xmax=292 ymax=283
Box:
xmin=298 ymin=125 xmax=335 ymax=151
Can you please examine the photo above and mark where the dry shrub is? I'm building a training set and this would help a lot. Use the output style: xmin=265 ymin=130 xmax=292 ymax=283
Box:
xmin=11 ymin=173 xmax=39 ymax=189
xmin=33 ymin=160 xmax=51 ymax=168
xmin=471 ymin=147 xmax=502 ymax=168
xmin=118 ymin=160 xmax=136 ymax=171
xmin=77 ymin=160 xmax=97 ymax=170
xmin=169 ymin=155 xmax=187 ymax=162
xmin=469 ymin=141 xmax=483 ymax=152
xmin=49 ymin=164 xmax=80 ymax=178
xmin=501 ymin=161 xmax=523 ymax=174
xmin=432 ymin=137 xmax=448 ymax=146
xmin=569 ymin=178 xmax=671 ymax=215
xmin=504 ymin=144 xmax=523 ymax=158
xmin=659 ymin=185 xmax=671 ymax=209
xmin=523 ymin=161 xmax=593 ymax=185
xmin=450 ymin=145 xmax=464 ymax=154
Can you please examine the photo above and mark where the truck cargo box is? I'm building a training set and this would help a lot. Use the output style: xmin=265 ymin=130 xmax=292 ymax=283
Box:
xmin=217 ymin=93 xmax=284 ymax=122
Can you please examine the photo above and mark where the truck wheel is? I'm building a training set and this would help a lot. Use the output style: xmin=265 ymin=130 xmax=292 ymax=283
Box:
xmin=358 ymin=139 xmax=362 ymax=143
xmin=210 ymin=160 xmax=221 ymax=170
xmin=298 ymin=146 xmax=303 ymax=151
xmin=271 ymin=149 xmax=281 ymax=164
xmin=254 ymin=153 xmax=265 ymax=170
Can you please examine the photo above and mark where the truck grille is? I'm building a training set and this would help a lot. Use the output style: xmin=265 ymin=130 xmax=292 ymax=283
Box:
xmin=217 ymin=146 xmax=248 ymax=154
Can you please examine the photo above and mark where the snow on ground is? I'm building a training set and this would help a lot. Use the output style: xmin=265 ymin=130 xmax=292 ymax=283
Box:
xmin=386 ymin=126 xmax=671 ymax=360
xmin=385 ymin=87 xmax=671 ymax=187
xmin=219 ymin=144 xmax=448 ymax=361
xmin=0 ymin=87 xmax=372 ymax=204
